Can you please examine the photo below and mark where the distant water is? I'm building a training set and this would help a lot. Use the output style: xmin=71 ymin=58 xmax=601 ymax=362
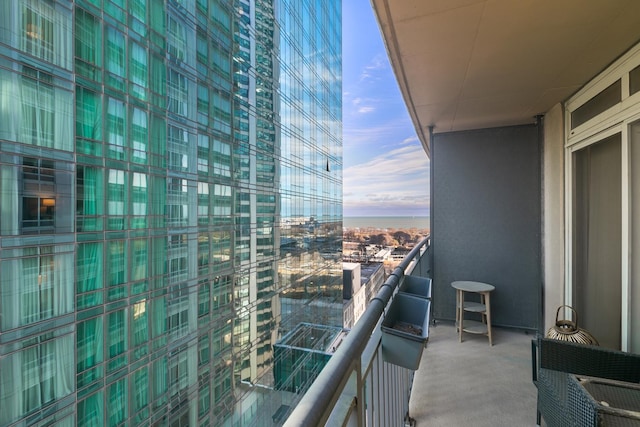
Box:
xmin=343 ymin=216 xmax=430 ymax=230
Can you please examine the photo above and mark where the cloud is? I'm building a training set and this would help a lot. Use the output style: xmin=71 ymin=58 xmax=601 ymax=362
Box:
xmin=359 ymin=54 xmax=388 ymax=82
xmin=343 ymin=143 xmax=430 ymax=216
xmin=358 ymin=106 xmax=375 ymax=113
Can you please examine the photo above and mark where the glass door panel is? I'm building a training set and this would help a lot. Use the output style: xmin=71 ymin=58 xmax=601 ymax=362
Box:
xmin=573 ymin=133 xmax=621 ymax=349
xmin=631 ymin=121 xmax=640 ymax=352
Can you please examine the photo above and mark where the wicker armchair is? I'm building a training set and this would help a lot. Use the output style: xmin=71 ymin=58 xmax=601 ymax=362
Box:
xmin=531 ymin=338 xmax=640 ymax=426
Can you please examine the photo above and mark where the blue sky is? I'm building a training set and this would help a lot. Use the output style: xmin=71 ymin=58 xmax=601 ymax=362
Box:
xmin=342 ymin=0 xmax=430 ymax=217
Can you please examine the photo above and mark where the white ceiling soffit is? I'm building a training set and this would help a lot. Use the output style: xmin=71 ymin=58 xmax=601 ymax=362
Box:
xmin=371 ymin=0 xmax=640 ymax=156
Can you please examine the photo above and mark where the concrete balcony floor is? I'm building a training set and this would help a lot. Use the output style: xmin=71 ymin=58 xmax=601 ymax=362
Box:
xmin=410 ymin=322 xmax=538 ymax=426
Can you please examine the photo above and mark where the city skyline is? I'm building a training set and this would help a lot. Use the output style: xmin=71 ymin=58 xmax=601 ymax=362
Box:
xmin=342 ymin=0 xmax=430 ymax=218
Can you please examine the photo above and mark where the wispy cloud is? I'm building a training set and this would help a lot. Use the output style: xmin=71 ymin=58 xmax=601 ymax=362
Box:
xmin=359 ymin=54 xmax=387 ymax=82
xmin=343 ymin=143 xmax=430 ymax=216
xmin=358 ymin=106 xmax=375 ymax=113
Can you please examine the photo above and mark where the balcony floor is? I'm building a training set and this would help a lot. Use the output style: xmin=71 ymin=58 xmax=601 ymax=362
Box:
xmin=409 ymin=322 xmax=538 ymax=426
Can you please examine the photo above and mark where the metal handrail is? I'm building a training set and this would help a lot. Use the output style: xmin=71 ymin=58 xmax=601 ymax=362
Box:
xmin=284 ymin=236 xmax=431 ymax=426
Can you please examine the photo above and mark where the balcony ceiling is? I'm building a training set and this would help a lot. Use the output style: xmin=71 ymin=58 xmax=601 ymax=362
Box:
xmin=371 ymin=0 xmax=640 ymax=156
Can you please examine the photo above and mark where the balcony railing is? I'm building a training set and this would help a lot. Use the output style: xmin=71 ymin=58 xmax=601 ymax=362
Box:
xmin=284 ymin=237 xmax=431 ymax=426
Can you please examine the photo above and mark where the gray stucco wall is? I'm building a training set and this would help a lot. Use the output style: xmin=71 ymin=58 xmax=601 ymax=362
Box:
xmin=432 ymin=124 xmax=541 ymax=330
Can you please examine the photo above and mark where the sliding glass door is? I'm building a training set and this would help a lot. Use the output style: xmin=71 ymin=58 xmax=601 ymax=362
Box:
xmin=630 ymin=121 xmax=640 ymax=352
xmin=572 ymin=133 xmax=621 ymax=349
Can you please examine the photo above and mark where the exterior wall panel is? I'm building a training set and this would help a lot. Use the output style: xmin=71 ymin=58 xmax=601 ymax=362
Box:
xmin=432 ymin=125 xmax=541 ymax=330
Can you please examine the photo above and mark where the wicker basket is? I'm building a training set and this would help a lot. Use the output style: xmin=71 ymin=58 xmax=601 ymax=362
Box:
xmin=546 ymin=305 xmax=599 ymax=346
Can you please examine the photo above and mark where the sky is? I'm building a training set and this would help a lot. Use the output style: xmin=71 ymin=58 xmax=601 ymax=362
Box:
xmin=342 ymin=0 xmax=430 ymax=217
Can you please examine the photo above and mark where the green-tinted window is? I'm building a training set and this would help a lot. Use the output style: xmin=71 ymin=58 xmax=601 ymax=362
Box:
xmin=105 ymin=0 xmax=125 ymax=23
xmin=150 ymin=53 xmax=166 ymax=107
xmin=131 ymin=108 xmax=148 ymax=164
xmin=151 ymin=296 xmax=167 ymax=348
xmin=107 ymin=309 xmax=126 ymax=358
xmin=131 ymin=173 xmax=148 ymax=228
xmin=107 ymin=169 xmax=126 ymax=230
xmin=105 ymin=27 xmax=125 ymax=89
xmin=198 ymin=84 xmax=209 ymax=126
xmin=76 ymin=242 xmax=104 ymax=308
xmin=199 ymin=382 xmax=210 ymax=417
xmin=107 ymin=378 xmax=127 ymax=426
xmin=152 ymin=357 xmax=167 ymax=408
xmin=149 ymin=0 xmax=165 ymax=35
xmin=131 ymin=238 xmax=148 ymax=280
xmin=77 ymin=166 xmax=104 ymax=231
xmin=198 ymin=333 xmax=210 ymax=366
xmin=76 ymin=87 xmax=102 ymax=143
xmin=211 ymin=2 xmax=230 ymax=31
xmin=196 ymin=30 xmax=208 ymax=76
xmin=130 ymin=0 xmax=147 ymax=36
xmin=149 ymin=175 xmax=167 ymax=228
xmin=197 ymin=135 xmax=210 ymax=174
xmin=197 ymin=182 xmax=209 ymax=225
xmin=150 ymin=114 xmax=166 ymax=167
xmin=107 ymin=239 xmax=126 ymax=292
xmin=198 ymin=281 xmax=210 ymax=317
xmin=130 ymin=41 xmax=148 ymax=100
xmin=77 ymin=317 xmax=103 ymax=373
xmin=78 ymin=391 xmax=104 ymax=427
xmin=132 ymin=299 xmax=149 ymax=351
xmin=75 ymin=8 xmax=102 ymax=79
xmin=106 ymin=98 xmax=126 ymax=160
xmin=132 ymin=367 xmax=149 ymax=421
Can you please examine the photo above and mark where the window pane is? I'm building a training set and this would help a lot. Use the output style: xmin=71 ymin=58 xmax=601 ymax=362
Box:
xmin=107 ymin=169 xmax=126 ymax=230
xmin=573 ymin=133 xmax=621 ymax=349
xmin=77 ymin=317 xmax=104 ymax=373
xmin=20 ymin=0 xmax=72 ymax=69
xmin=130 ymin=41 xmax=147 ymax=99
xmin=107 ymin=98 xmax=126 ymax=160
xmin=108 ymin=378 xmax=127 ymax=426
xmin=131 ymin=238 xmax=148 ymax=280
xmin=1 ymin=245 xmax=73 ymax=330
xmin=131 ymin=173 xmax=148 ymax=228
xmin=76 ymin=87 xmax=102 ymax=141
xmin=131 ymin=367 xmax=149 ymax=420
xmin=0 ymin=334 xmax=74 ymax=425
xmin=107 ymin=240 xmax=126 ymax=291
xmin=105 ymin=27 xmax=125 ymax=89
xmin=77 ymin=242 xmax=104 ymax=309
xmin=78 ymin=391 xmax=104 ymax=426
xmin=131 ymin=108 xmax=148 ymax=164
xmin=132 ymin=299 xmax=149 ymax=349
xmin=631 ymin=65 xmax=640 ymax=97
xmin=630 ymin=121 xmax=640 ymax=353
xmin=108 ymin=310 xmax=125 ymax=357
xmin=75 ymin=8 xmax=102 ymax=79
xmin=571 ymin=80 xmax=621 ymax=129
xmin=77 ymin=166 xmax=104 ymax=231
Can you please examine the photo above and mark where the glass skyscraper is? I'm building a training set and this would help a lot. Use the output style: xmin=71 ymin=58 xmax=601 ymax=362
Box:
xmin=0 ymin=0 xmax=341 ymax=425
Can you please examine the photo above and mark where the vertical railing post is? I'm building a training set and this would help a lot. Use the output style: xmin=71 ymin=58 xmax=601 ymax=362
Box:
xmin=356 ymin=358 xmax=365 ymax=426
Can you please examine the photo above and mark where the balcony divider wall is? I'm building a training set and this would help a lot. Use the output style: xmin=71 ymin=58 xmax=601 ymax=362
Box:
xmin=431 ymin=124 xmax=541 ymax=330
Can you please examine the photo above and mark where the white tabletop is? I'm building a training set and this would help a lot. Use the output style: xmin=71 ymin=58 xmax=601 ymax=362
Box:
xmin=451 ymin=281 xmax=495 ymax=293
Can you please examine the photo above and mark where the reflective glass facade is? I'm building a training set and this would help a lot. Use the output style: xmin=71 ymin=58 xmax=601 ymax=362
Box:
xmin=0 ymin=0 xmax=341 ymax=425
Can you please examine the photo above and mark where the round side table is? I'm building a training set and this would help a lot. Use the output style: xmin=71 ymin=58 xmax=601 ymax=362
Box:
xmin=451 ymin=281 xmax=495 ymax=346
